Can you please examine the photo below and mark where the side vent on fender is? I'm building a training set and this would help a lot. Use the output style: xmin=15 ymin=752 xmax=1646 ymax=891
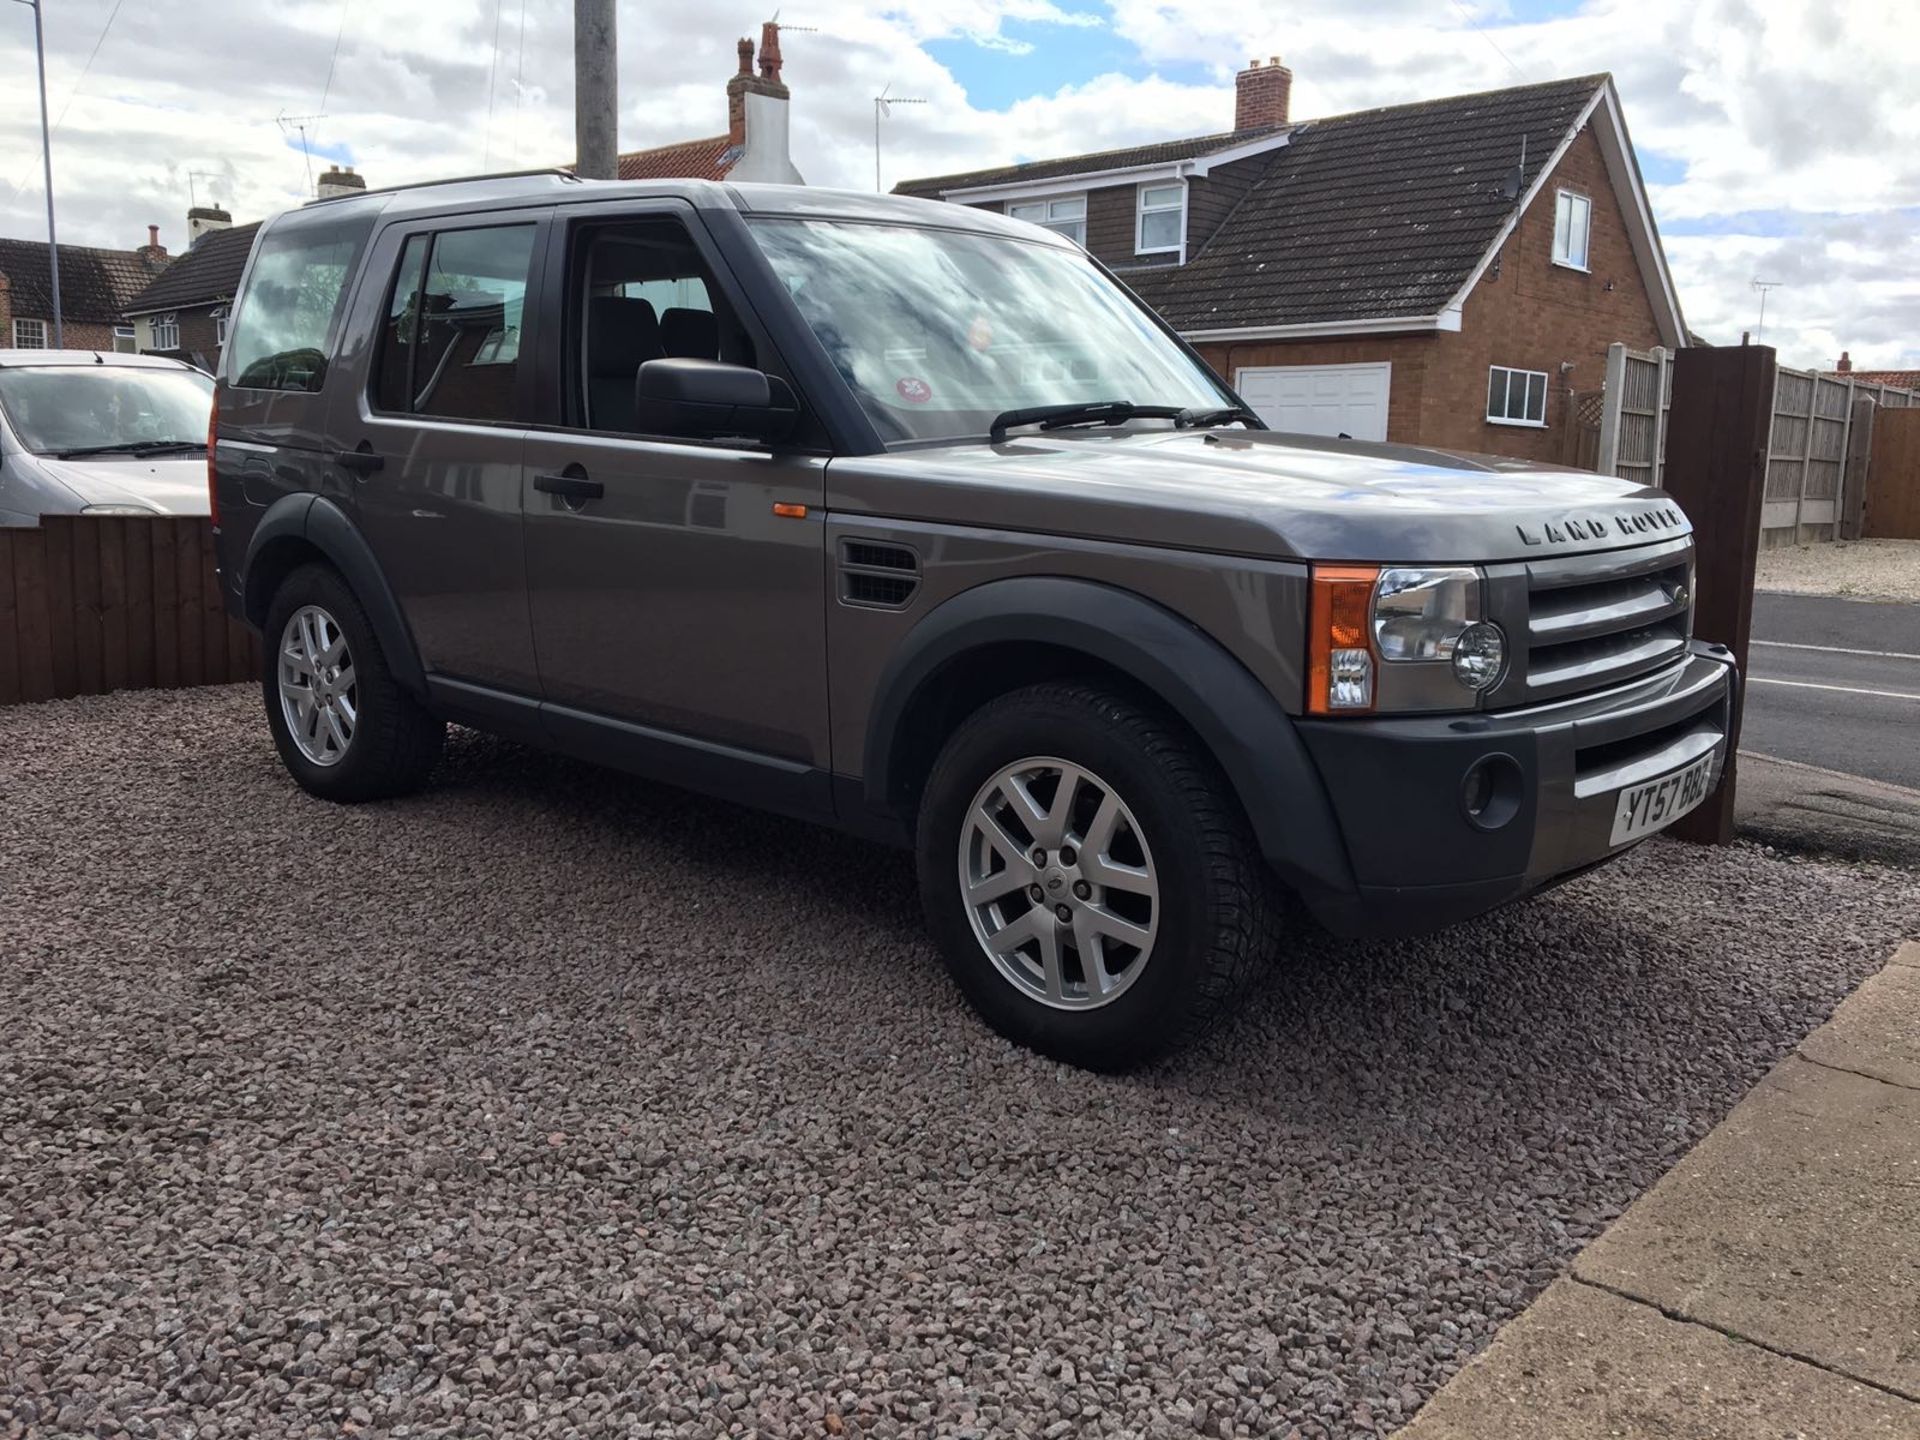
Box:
xmin=838 ymin=538 xmax=920 ymax=610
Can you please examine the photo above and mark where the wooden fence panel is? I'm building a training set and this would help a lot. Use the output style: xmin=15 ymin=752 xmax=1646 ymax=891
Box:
xmin=0 ymin=516 xmax=258 ymax=709
xmin=1865 ymin=409 xmax=1920 ymax=540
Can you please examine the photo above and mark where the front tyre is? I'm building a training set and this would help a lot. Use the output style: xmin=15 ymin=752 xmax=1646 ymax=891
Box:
xmin=262 ymin=563 xmax=443 ymax=803
xmin=917 ymin=682 xmax=1276 ymax=1070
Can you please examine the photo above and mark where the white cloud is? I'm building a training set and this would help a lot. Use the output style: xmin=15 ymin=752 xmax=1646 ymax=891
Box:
xmin=0 ymin=0 xmax=1913 ymax=370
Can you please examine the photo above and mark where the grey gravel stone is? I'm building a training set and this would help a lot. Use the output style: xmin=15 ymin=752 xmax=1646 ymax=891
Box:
xmin=2 ymin=685 xmax=1916 ymax=1439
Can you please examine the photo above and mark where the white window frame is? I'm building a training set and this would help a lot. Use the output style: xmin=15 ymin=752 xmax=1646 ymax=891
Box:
xmin=112 ymin=324 xmax=136 ymax=353
xmin=150 ymin=312 xmax=180 ymax=350
xmin=212 ymin=306 xmax=229 ymax=346
xmin=1552 ymin=189 xmax=1591 ymax=272
xmin=12 ymin=317 xmax=47 ymax=349
xmin=1135 ymin=181 xmax=1186 ymax=259
xmin=1487 ymin=365 xmax=1550 ymax=428
xmin=1006 ymin=194 xmax=1087 ymax=247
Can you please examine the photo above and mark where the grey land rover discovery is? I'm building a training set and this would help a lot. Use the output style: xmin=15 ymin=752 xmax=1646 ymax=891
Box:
xmin=211 ymin=172 xmax=1735 ymax=1070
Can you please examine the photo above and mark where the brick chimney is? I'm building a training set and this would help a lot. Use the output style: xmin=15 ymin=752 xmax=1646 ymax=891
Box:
xmin=1836 ymin=350 xmax=1853 ymax=373
xmin=138 ymin=225 xmax=169 ymax=268
xmin=187 ymin=205 xmax=232 ymax=247
xmin=725 ymin=25 xmax=803 ymax=184
xmin=1235 ymin=56 xmax=1292 ymax=131
xmin=317 ymin=164 xmax=367 ymax=200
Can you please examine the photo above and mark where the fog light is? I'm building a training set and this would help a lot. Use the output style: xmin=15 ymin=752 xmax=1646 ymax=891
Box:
xmin=1328 ymin=647 xmax=1374 ymax=710
xmin=1451 ymin=622 xmax=1506 ymax=691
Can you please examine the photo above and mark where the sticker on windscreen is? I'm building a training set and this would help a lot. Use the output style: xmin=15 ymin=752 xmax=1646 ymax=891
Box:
xmin=895 ymin=376 xmax=933 ymax=404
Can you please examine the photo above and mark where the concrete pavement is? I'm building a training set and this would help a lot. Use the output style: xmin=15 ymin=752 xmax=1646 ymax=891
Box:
xmin=1395 ymin=941 xmax=1920 ymax=1440
xmin=1736 ymin=751 xmax=1920 ymax=870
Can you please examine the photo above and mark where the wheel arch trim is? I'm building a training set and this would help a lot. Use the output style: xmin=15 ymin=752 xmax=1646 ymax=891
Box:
xmin=242 ymin=493 xmax=427 ymax=699
xmin=861 ymin=575 xmax=1356 ymax=900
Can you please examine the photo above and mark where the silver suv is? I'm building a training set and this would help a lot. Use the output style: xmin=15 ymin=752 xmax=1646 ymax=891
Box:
xmin=211 ymin=173 xmax=1735 ymax=1070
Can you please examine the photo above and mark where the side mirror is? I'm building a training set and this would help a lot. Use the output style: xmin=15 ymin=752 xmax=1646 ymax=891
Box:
xmin=635 ymin=358 xmax=798 ymax=445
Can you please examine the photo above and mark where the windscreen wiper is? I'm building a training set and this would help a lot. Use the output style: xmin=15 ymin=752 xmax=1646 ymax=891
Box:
xmin=52 ymin=440 xmax=207 ymax=459
xmin=1176 ymin=404 xmax=1260 ymax=429
xmin=988 ymin=401 xmax=1185 ymax=445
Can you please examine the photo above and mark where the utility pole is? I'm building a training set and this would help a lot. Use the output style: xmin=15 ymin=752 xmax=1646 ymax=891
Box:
xmin=574 ymin=0 xmax=617 ymax=179
xmin=13 ymin=0 xmax=62 ymax=347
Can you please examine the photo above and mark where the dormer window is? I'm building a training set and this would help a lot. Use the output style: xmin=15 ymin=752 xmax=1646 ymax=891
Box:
xmin=1136 ymin=183 xmax=1186 ymax=256
xmin=1007 ymin=195 xmax=1087 ymax=247
xmin=1552 ymin=190 xmax=1591 ymax=271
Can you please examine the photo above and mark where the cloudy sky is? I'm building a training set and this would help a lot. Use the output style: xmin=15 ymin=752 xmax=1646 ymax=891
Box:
xmin=1 ymin=0 xmax=1914 ymax=369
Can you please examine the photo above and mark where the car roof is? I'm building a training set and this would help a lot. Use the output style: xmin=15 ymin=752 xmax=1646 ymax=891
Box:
xmin=0 ymin=349 xmax=204 ymax=371
xmin=293 ymin=170 xmax=1070 ymax=247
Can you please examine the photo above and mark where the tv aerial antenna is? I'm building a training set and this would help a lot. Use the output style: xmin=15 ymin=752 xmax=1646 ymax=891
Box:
xmin=275 ymin=110 xmax=330 ymax=196
xmin=1751 ymin=277 xmax=1783 ymax=341
xmin=873 ymin=83 xmax=927 ymax=192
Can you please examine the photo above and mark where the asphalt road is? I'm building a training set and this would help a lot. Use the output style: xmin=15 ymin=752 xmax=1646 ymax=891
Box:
xmin=1741 ymin=591 xmax=1920 ymax=790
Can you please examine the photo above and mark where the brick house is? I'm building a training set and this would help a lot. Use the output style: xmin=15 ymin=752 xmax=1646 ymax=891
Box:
xmin=1829 ymin=353 xmax=1920 ymax=390
xmin=0 ymin=229 xmax=169 ymax=353
xmin=121 ymin=212 xmax=259 ymax=373
xmin=898 ymin=67 xmax=1686 ymax=461
xmin=613 ymin=22 xmax=803 ymax=183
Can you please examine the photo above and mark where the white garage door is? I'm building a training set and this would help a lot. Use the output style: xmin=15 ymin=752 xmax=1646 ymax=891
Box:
xmin=1234 ymin=363 xmax=1391 ymax=442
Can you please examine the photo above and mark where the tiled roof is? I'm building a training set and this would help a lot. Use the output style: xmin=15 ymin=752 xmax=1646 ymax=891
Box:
xmin=1128 ymin=75 xmax=1607 ymax=331
xmin=616 ymin=136 xmax=741 ymax=182
xmin=892 ymin=127 xmax=1285 ymax=198
xmin=1834 ymin=369 xmax=1920 ymax=390
xmin=0 ymin=237 xmax=164 ymax=323
xmin=123 ymin=223 xmax=262 ymax=315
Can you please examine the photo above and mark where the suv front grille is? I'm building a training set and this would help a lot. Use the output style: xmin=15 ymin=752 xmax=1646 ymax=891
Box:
xmin=1490 ymin=536 xmax=1694 ymax=706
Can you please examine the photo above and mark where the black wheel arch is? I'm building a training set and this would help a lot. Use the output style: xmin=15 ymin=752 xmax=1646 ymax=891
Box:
xmin=242 ymin=493 xmax=426 ymax=699
xmin=862 ymin=576 xmax=1356 ymax=904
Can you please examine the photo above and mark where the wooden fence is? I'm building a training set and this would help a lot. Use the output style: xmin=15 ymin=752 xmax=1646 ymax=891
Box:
xmin=0 ymin=516 xmax=258 ymax=708
xmin=1865 ymin=408 xmax=1920 ymax=540
xmin=1594 ymin=343 xmax=1920 ymax=548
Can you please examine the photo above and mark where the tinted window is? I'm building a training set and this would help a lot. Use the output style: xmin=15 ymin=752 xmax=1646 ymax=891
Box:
xmin=226 ymin=210 xmax=373 ymax=392
xmin=372 ymin=235 xmax=429 ymax=415
xmin=409 ymin=225 xmax=536 ymax=423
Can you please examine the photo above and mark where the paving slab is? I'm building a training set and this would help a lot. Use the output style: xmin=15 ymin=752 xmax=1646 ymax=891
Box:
xmin=1573 ymin=1055 xmax=1920 ymax=1400
xmin=1894 ymin=941 xmax=1920 ymax=970
xmin=1735 ymin=752 xmax=1920 ymax=869
xmin=1394 ymin=1278 xmax=1920 ymax=1439
xmin=1799 ymin=961 xmax=1920 ymax=1090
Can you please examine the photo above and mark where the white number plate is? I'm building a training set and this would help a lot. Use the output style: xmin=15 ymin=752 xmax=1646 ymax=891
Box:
xmin=1610 ymin=750 xmax=1717 ymax=846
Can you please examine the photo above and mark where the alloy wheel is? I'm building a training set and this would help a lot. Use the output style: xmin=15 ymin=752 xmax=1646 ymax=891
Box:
xmin=278 ymin=604 xmax=357 ymax=767
xmin=957 ymin=756 xmax=1160 ymax=1010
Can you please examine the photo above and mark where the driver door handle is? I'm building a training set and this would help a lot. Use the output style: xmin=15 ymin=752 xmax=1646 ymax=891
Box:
xmin=534 ymin=472 xmax=604 ymax=502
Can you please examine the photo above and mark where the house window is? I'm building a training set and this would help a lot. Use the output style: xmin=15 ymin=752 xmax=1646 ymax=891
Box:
xmin=12 ymin=318 xmax=47 ymax=348
xmin=151 ymin=313 xmax=180 ymax=350
xmin=112 ymin=325 xmax=136 ymax=353
xmin=1552 ymin=190 xmax=1591 ymax=270
xmin=1487 ymin=366 xmax=1549 ymax=427
xmin=1007 ymin=195 xmax=1087 ymax=246
xmin=1136 ymin=183 xmax=1185 ymax=255
xmin=212 ymin=307 xmax=229 ymax=346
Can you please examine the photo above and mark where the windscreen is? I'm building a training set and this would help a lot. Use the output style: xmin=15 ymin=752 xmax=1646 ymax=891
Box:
xmin=748 ymin=217 xmax=1232 ymax=444
xmin=0 ymin=366 xmax=213 ymax=456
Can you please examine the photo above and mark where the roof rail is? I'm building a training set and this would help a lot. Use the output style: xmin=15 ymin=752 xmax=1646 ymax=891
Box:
xmin=303 ymin=166 xmax=585 ymax=206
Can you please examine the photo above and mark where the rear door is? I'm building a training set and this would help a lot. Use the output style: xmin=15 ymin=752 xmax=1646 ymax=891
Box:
xmin=1235 ymin=362 xmax=1391 ymax=442
xmin=519 ymin=200 xmax=831 ymax=790
xmin=326 ymin=211 xmax=551 ymax=696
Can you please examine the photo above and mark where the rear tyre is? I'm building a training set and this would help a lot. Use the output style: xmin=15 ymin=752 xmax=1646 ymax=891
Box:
xmin=916 ymin=682 xmax=1277 ymax=1071
xmin=262 ymin=563 xmax=443 ymax=802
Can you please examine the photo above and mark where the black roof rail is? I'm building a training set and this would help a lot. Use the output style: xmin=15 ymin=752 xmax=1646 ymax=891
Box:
xmin=303 ymin=167 xmax=585 ymax=206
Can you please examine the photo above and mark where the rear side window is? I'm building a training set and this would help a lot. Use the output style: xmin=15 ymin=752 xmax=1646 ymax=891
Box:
xmin=373 ymin=223 xmax=536 ymax=423
xmin=226 ymin=210 xmax=374 ymax=392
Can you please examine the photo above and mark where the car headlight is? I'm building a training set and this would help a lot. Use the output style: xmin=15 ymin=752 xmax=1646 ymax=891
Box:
xmin=1309 ymin=564 xmax=1505 ymax=714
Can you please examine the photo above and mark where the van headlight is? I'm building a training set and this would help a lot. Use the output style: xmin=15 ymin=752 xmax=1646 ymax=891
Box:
xmin=1309 ymin=565 xmax=1504 ymax=714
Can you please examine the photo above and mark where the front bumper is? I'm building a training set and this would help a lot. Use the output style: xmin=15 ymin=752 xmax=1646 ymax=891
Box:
xmin=1293 ymin=640 xmax=1738 ymax=936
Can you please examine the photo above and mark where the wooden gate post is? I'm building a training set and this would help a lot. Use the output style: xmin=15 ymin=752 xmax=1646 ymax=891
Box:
xmin=1840 ymin=398 xmax=1875 ymax=541
xmin=1662 ymin=343 xmax=1776 ymax=846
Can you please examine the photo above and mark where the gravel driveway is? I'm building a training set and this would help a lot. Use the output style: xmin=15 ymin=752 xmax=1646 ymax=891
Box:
xmin=4 ymin=686 xmax=1916 ymax=1439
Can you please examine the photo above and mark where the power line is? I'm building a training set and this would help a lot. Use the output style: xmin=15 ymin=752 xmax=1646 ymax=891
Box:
xmin=50 ymin=0 xmax=128 ymax=133
xmin=316 ymin=0 xmax=351 ymax=137
xmin=1445 ymin=0 xmax=1529 ymax=84
xmin=511 ymin=0 xmax=528 ymax=164
xmin=483 ymin=0 xmax=506 ymax=171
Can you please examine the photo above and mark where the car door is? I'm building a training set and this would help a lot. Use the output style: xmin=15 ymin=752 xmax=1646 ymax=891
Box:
xmin=327 ymin=211 xmax=550 ymax=698
xmin=519 ymin=201 xmax=830 ymax=811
